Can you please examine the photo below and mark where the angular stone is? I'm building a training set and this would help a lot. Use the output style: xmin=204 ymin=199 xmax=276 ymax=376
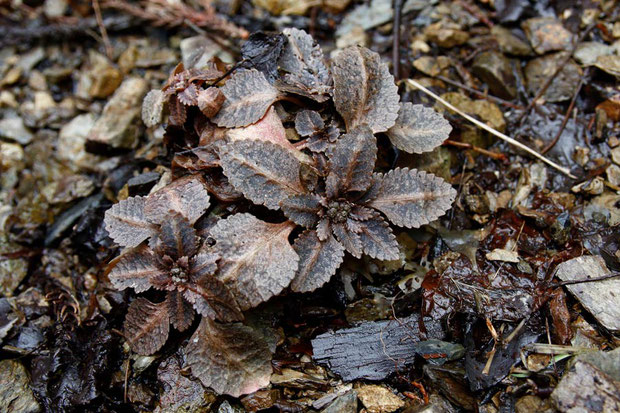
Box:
xmin=0 ymin=360 xmax=40 ymax=413
xmin=322 ymin=390 xmax=357 ymax=413
xmin=0 ymin=235 xmax=28 ymax=297
xmin=522 ymin=17 xmax=573 ymax=54
xmin=551 ymin=361 xmax=620 ymax=412
xmin=0 ymin=117 xmax=33 ymax=144
xmin=57 ymin=113 xmax=101 ymax=169
xmin=424 ymin=22 xmax=470 ymax=48
xmin=491 ymin=26 xmax=534 ymax=56
xmin=472 ymin=51 xmax=517 ymax=99
xmin=76 ymin=51 xmax=123 ymax=99
xmin=87 ymin=77 xmax=148 ymax=150
xmin=525 ymin=53 xmax=582 ymax=102
xmin=356 ymin=385 xmax=404 ymax=413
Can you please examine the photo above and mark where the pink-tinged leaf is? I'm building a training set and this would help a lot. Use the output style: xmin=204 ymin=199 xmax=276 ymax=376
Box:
xmin=166 ymin=290 xmax=194 ymax=332
xmin=357 ymin=215 xmax=400 ymax=260
xmin=227 ymin=106 xmax=298 ymax=154
xmin=290 ymin=230 xmax=345 ymax=293
xmin=213 ymin=69 xmax=280 ymax=128
xmin=332 ymin=223 xmax=363 ymax=258
xmin=326 ymin=126 xmax=376 ymax=197
xmin=155 ymin=213 xmax=198 ymax=260
xmin=331 ymin=46 xmax=400 ymax=133
xmin=278 ymin=28 xmax=331 ymax=100
xmin=387 ymin=103 xmax=452 ymax=154
xmin=108 ymin=244 xmax=167 ymax=293
xmin=142 ymin=89 xmax=165 ymax=127
xmin=366 ymin=168 xmax=456 ymax=228
xmin=144 ymin=175 xmax=210 ymax=225
xmin=219 ymin=139 xmax=305 ymax=210
xmin=197 ymin=87 xmax=225 ymax=118
xmin=210 ymin=213 xmax=299 ymax=310
xmin=186 ymin=318 xmax=272 ymax=397
xmin=104 ymin=196 xmax=157 ymax=248
xmin=124 ymin=297 xmax=170 ymax=355
xmin=280 ymin=193 xmax=322 ymax=227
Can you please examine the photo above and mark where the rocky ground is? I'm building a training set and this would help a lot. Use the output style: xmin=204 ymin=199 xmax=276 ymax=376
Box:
xmin=1 ymin=0 xmax=619 ymax=412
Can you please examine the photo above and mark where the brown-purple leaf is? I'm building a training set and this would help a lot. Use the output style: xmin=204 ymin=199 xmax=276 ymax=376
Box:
xmin=108 ymin=244 xmax=167 ymax=293
xmin=280 ymin=193 xmax=322 ymax=227
xmin=197 ymin=87 xmax=225 ymax=118
xmin=213 ymin=69 xmax=280 ymax=128
xmin=331 ymin=46 xmax=399 ymax=133
xmin=166 ymin=290 xmax=194 ymax=332
xmin=104 ymin=196 xmax=157 ymax=248
xmin=124 ymin=297 xmax=170 ymax=355
xmin=186 ymin=318 xmax=272 ymax=397
xmin=295 ymin=110 xmax=324 ymax=137
xmin=177 ymin=83 xmax=198 ymax=106
xmin=366 ymin=168 xmax=456 ymax=228
xmin=332 ymin=223 xmax=363 ymax=258
xmin=210 ymin=213 xmax=299 ymax=310
xmin=357 ymin=215 xmax=400 ymax=260
xmin=290 ymin=230 xmax=345 ymax=293
xmin=142 ymin=89 xmax=165 ymax=127
xmin=155 ymin=213 xmax=198 ymax=260
xmin=386 ymin=103 xmax=452 ymax=154
xmin=326 ymin=125 xmax=376 ymax=197
xmin=144 ymin=175 xmax=210 ymax=225
xmin=219 ymin=139 xmax=305 ymax=210
xmin=278 ymin=28 xmax=331 ymax=100
xmin=168 ymin=95 xmax=187 ymax=126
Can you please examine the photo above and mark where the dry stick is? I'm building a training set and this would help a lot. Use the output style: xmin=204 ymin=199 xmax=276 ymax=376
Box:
xmin=444 ymin=139 xmax=507 ymax=161
xmin=541 ymin=72 xmax=586 ymax=154
xmin=406 ymin=79 xmax=576 ymax=178
xmin=92 ymin=0 xmax=114 ymax=60
xmin=436 ymin=75 xmax=524 ymax=110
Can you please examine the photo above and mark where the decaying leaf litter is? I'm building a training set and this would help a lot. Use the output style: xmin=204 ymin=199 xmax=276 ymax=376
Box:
xmin=1 ymin=0 xmax=619 ymax=412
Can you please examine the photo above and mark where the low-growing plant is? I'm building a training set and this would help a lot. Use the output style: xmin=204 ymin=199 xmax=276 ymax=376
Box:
xmin=105 ymin=28 xmax=456 ymax=397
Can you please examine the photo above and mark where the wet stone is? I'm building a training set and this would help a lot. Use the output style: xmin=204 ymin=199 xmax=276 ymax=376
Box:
xmin=0 ymin=360 xmax=41 ymax=413
xmin=87 ymin=77 xmax=149 ymax=151
xmin=525 ymin=53 xmax=582 ymax=102
xmin=472 ymin=51 xmax=517 ymax=99
xmin=522 ymin=17 xmax=573 ymax=54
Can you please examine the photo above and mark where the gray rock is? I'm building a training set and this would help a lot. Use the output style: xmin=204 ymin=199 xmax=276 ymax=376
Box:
xmin=573 ymin=347 xmax=620 ymax=381
xmin=322 ymin=390 xmax=358 ymax=413
xmin=472 ymin=51 xmax=518 ymax=99
xmin=43 ymin=0 xmax=68 ymax=18
xmin=574 ymin=41 xmax=615 ymax=65
xmin=0 ymin=235 xmax=28 ymax=296
xmin=181 ymin=36 xmax=230 ymax=69
xmin=522 ymin=17 xmax=574 ymax=54
xmin=555 ymin=255 xmax=620 ymax=332
xmin=491 ymin=26 xmax=534 ymax=56
xmin=551 ymin=361 xmax=620 ymax=412
xmin=0 ymin=117 xmax=33 ymax=144
xmin=87 ymin=77 xmax=148 ymax=150
xmin=58 ymin=113 xmax=100 ymax=169
xmin=525 ymin=53 xmax=582 ymax=102
xmin=0 ymin=360 xmax=40 ymax=413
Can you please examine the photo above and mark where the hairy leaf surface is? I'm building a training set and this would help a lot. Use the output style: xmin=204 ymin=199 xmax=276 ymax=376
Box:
xmin=387 ymin=103 xmax=452 ymax=154
xmin=279 ymin=28 xmax=331 ymax=100
xmin=144 ymin=175 xmax=210 ymax=225
xmin=219 ymin=139 xmax=305 ymax=209
xmin=366 ymin=168 xmax=456 ymax=228
xmin=210 ymin=214 xmax=299 ymax=310
xmin=326 ymin=126 xmax=376 ymax=197
xmin=280 ymin=193 xmax=322 ymax=227
xmin=166 ymin=290 xmax=194 ymax=332
xmin=331 ymin=46 xmax=399 ymax=133
xmin=124 ymin=298 xmax=170 ymax=355
xmin=142 ymin=89 xmax=165 ymax=127
xmin=108 ymin=245 xmax=166 ymax=293
xmin=332 ymin=223 xmax=363 ymax=258
xmin=155 ymin=214 xmax=198 ymax=260
xmin=291 ymin=230 xmax=345 ymax=293
xmin=357 ymin=215 xmax=400 ymax=260
xmin=186 ymin=318 xmax=272 ymax=397
xmin=213 ymin=69 xmax=280 ymax=128
xmin=104 ymin=196 xmax=157 ymax=248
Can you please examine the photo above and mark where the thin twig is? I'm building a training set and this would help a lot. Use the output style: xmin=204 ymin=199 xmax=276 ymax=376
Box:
xmin=92 ymin=0 xmax=114 ymax=59
xmin=553 ymin=272 xmax=619 ymax=287
xmin=444 ymin=139 xmax=508 ymax=161
xmin=456 ymin=0 xmax=493 ymax=28
xmin=392 ymin=0 xmax=403 ymax=81
xmin=436 ymin=75 xmax=523 ymax=110
xmin=541 ymin=72 xmax=586 ymax=154
xmin=406 ymin=79 xmax=576 ymax=178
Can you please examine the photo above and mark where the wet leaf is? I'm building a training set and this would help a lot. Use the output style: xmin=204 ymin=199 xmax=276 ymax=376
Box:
xmin=279 ymin=28 xmax=331 ymax=100
xmin=241 ymin=31 xmax=286 ymax=83
xmin=280 ymin=193 xmax=322 ymax=227
xmin=219 ymin=139 xmax=305 ymax=209
xmin=144 ymin=175 xmax=210 ymax=225
xmin=142 ymin=89 xmax=165 ymax=127
xmin=107 ymin=245 xmax=167 ymax=293
xmin=186 ymin=318 xmax=272 ymax=397
xmin=124 ymin=298 xmax=169 ymax=355
xmin=326 ymin=126 xmax=376 ymax=197
xmin=213 ymin=69 xmax=280 ymax=128
xmin=104 ymin=196 xmax=157 ymax=248
xmin=357 ymin=215 xmax=399 ymax=260
xmin=197 ymin=87 xmax=225 ymax=118
xmin=291 ymin=230 xmax=345 ymax=293
xmin=331 ymin=46 xmax=399 ymax=133
xmin=366 ymin=168 xmax=456 ymax=228
xmin=166 ymin=290 xmax=194 ymax=332
xmin=386 ymin=102 xmax=452 ymax=154
xmin=154 ymin=213 xmax=198 ymax=260
xmin=210 ymin=213 xmax=299 ymax=310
